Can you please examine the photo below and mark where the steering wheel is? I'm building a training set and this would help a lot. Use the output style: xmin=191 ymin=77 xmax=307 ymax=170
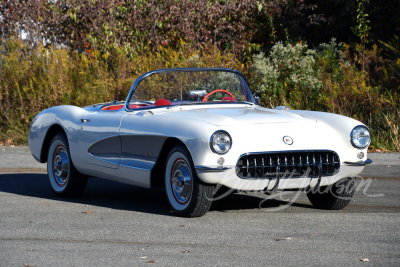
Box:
xmin=202 ymin=89 xmax=236 ymax=102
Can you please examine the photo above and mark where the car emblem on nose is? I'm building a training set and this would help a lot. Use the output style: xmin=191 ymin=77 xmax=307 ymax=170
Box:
xmin=283 ymin=136 xmax=293 ymax=145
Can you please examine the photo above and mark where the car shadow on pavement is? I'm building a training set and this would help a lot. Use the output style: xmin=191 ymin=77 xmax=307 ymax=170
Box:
xmin=0 ymin=172 xmax=314 ymax=216
xmin=209 ymin=190 xmax=314 ymax=213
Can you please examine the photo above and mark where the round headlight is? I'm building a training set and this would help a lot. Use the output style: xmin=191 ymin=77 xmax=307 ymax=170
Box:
xmin=210 ymin=131 xmax=232 ymax=154
xmin=351 ymin=126 xmax=371 ymax=149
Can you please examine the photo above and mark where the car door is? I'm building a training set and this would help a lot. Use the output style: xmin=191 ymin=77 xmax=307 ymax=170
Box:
xmin=117 ymin=112 xmax=168 ymax=188
xmin=77 ymin=111 xmax=125 ymax=172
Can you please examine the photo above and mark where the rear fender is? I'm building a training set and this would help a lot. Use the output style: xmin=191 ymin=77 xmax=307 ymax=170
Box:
xmin=28 ymin=105 xmax=87 ymax=164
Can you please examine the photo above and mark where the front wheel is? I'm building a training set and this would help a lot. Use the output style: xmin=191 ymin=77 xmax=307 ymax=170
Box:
xmin=165 ymin=145 xmax=214 ymax=217
xmin=306 ymin=177 xmax=356 ymax=210
xmin=47 ymin=133 xmax=88 ymax=198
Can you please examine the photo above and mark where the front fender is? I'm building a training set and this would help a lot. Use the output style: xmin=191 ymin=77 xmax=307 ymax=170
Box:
xmin=289 ymin=110 xmax=370 ymax=162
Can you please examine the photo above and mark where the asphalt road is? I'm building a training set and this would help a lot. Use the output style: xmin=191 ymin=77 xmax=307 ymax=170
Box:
xmin=0 ymin=146 xmax=399 ymax=266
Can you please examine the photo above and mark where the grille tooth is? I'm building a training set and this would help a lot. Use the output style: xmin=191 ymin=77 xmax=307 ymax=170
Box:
xmin=269 ymin=156 xmax=272 ymax=175
xmin=236 ymin=151 xmax=340 ymax=179
xmin=246 ymin=158 xmax=249 ymax=177
xmin=276 ymin=156 xmax=280 ymax=178
xmin=292 ymin=155 xmax=295 ymax=171
xmin=261 ymin=157 xmax=265 ymax=177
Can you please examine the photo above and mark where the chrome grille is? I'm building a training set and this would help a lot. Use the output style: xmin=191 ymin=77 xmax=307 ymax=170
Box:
xmin=236 ymin=151 xmax=340 ymax=179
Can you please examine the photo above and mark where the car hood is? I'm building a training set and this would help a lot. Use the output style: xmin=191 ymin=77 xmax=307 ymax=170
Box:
xmin=161 ymin=105 xmax=313 ymax=126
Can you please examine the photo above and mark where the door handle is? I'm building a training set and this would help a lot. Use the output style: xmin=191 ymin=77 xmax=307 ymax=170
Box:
xmin=80 ymin=119 xmax=90 ymax=123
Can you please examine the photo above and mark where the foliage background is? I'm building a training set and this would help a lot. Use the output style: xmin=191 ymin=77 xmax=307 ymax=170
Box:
xmin=0 ymin=0 xmax=399 ymax=151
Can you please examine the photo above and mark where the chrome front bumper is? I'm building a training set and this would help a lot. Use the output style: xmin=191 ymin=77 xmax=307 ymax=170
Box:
xmin=343 ymin=159 xmax=373 ymax=166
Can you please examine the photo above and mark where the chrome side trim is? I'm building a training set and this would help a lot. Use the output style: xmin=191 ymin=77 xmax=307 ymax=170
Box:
xmin=343 ymin=159 xmax=372 ymax=166
xmin=195 ymin=166 xmax=231 ymax=172
xmin=87 ymin=154 xmax=120 ymax=168
xmin=118 ymin=163 xmax=151 ymax=172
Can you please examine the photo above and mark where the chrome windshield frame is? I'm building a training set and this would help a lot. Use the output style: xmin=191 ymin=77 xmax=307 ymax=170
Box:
xmin=124 ymin=68 xmax=255 ymax=111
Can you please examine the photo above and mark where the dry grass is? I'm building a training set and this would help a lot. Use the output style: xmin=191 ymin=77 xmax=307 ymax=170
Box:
xmin=0 ymin=37 xmax=399 ymax=151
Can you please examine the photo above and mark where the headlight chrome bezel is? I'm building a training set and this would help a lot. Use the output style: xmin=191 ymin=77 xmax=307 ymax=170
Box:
xmin=350 ymin=125 xmax=371 ymax=149
xmin=210 ymin=130 xmax=232 ymax=155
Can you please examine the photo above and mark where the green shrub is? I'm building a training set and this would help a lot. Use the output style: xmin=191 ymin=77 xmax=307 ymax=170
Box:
xmin=251 ymin=40 xmax=399 ymax=151
xmin=251 ymin=42 xmax=322 ymax=109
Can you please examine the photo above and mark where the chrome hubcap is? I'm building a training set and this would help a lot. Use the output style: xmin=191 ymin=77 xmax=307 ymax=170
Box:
xmin=52 ymin=145 xmax=69 ymax=187
xmin=171 ymin=159 xmax=192 ymax=204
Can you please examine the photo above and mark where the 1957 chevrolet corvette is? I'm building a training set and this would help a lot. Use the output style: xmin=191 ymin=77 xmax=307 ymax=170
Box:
xmin=29 ymin=68 xmax=372 ymax=217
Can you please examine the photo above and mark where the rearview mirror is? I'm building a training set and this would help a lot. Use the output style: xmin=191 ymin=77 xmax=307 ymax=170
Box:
xmin=253 ymin=92 xmax=261 ymax=105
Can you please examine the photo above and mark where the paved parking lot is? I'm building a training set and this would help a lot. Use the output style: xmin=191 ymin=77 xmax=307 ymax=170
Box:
xmin=0 ymin=147 xmax=399 ymax=266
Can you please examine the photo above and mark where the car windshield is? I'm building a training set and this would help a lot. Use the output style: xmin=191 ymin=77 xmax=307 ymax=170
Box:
xmin=127 ymin=69 xmax=256 ymax=108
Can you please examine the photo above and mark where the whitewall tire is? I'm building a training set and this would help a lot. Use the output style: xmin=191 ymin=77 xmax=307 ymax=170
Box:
xmin=47 ymin=133 xmax=88 ymax=197
xmin=165 ymin=145 xmax=214 ymax=217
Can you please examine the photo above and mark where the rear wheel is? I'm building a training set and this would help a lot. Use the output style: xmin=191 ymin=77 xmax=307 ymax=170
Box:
xmin=306 ymin=177 xmax=356 ymax=210
xmin=47 ymin=133 xmax=88 ymax=198
xmin=165 ymin=145 xmax=214 ymax=217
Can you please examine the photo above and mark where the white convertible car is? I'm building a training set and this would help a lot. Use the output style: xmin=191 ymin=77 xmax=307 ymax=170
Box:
xmin=29 ymin=68 xmax=372 ymax=217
